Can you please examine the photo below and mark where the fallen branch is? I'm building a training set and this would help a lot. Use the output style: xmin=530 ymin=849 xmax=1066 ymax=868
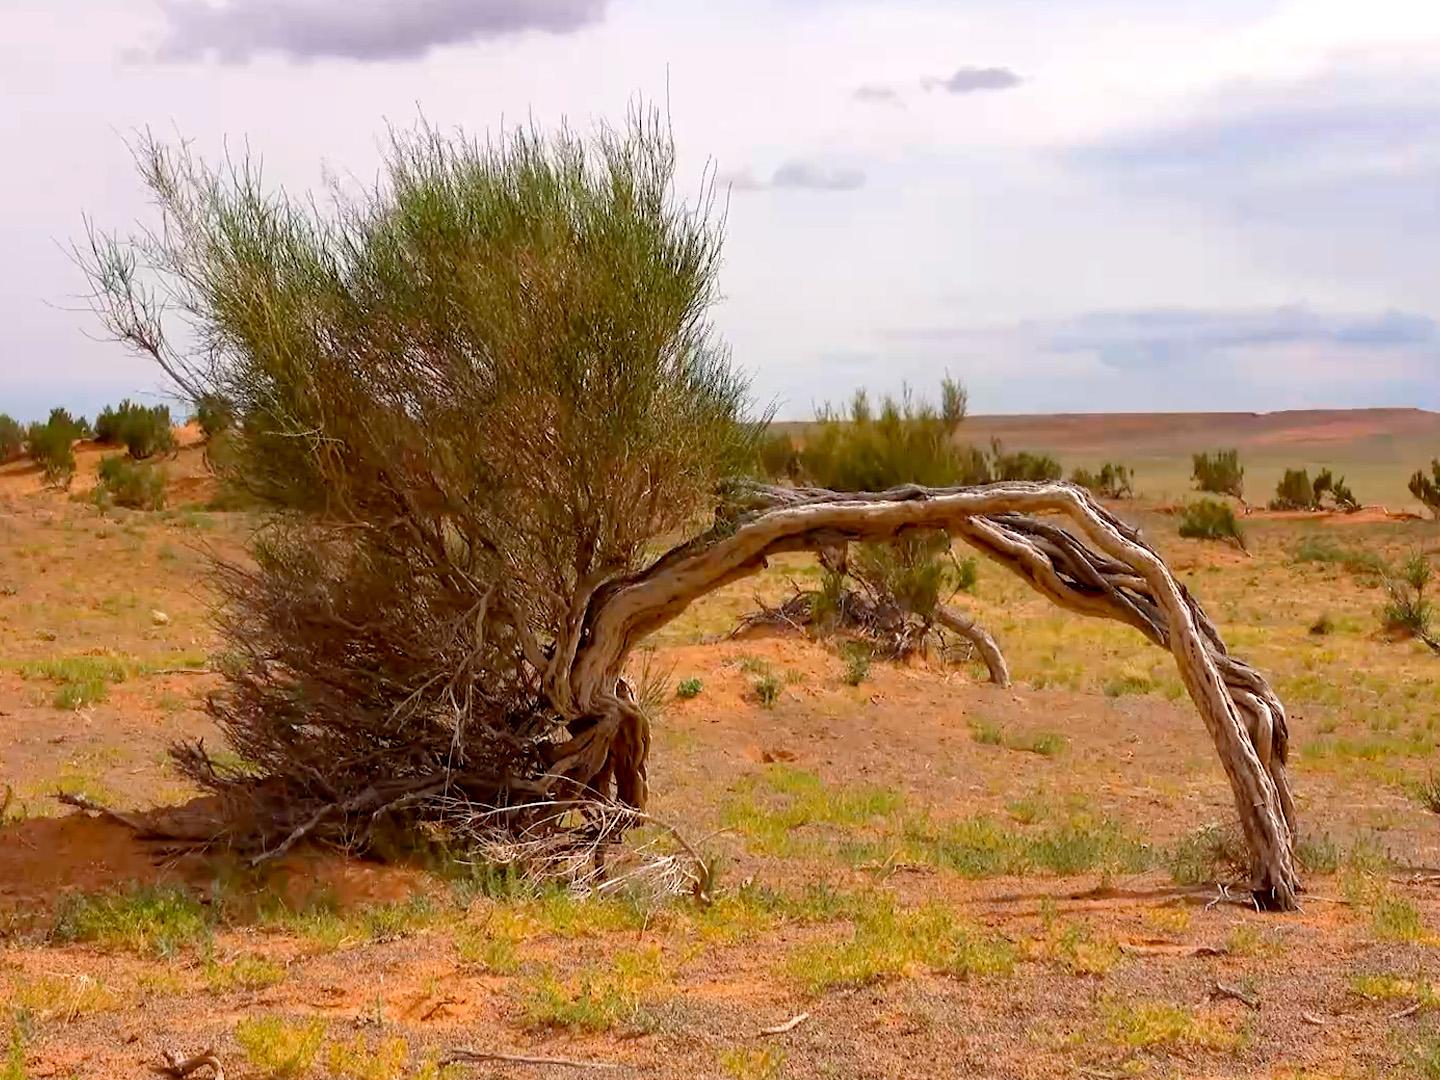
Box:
xmin=1210 ymin=981 xmax=1260 ymax=1010
xmin=151 ymin=1048 xmax=224 ymax=1079
xmin=55 ymin=791 xmax=154 ymax=833
xmin=1118 ymin=942 xmax=1227 ymax=958
xmin=1390 ymin=1001 xmax=1423 ymax=1021
xmin=758 ymin=1012 xmax=810 ymax=1036
xmin=1301 ymin=1011 xmax=1328 ymax=1026
xmin=443 ymin=1049 xmax=621 ymax=1071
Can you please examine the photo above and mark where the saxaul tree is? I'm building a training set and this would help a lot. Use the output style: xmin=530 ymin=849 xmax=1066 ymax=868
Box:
xmin=83 ymin=113 xmax=1301 ymax=909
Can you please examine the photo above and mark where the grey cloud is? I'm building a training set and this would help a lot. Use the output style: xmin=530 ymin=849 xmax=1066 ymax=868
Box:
xmin=923 ymin=66 xmax=1022 ymax=94
xmin=724 ymin=160 xmax=866 ymax=192
xmin=853 ymin=84 xmax=902 ymax=106
xmin=152 ymin=0 xmax=608 ymax=62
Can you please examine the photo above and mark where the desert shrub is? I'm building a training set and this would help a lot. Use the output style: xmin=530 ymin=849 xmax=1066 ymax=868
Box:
xmin=1381 ymin=553 xmax=1438 ymax=650
xmin=1177 ymin=499 xmax=1245 ymax=550
xmin=192 ymin=393 xmax=234 ymax=439
xmin=1292 ymin=535 xmax=1385 ymax=577
xmin=1191 ymin=448 xmax=1244 ymax=504
xmin=987 ymin=441 xmax=1062 ymax=482
xmin=1411 ymin=460 xmax=1440 ymax=519
xmin=94 ymin=455 xmax=166 ymax=510
xmin=24 ymin=414 xmax=77 ymax=488
xmin=1270 ymin=468 xmax=1319 ymax=511
xmin=797 ymin=381 xmax=982 ymax=638
xmin=1312 ymin=468 xmax=1359 ymax=512
xmin=83 ymin=114 xmax=759 ymax=843
xmin=754 ymin=429 xmax=799 ymax=480
xmin=1414 ymin=773 xmax=1440 ymax=815
xmin=675 ymin=677 xmax=703 ymax=699
xmin=94 ymin=399 xmax=175 ymax=459
xmin=0 ymin=413 xmax=22 ymax=461
xmin=1070 ymin=462 xmax=1133 ymax=499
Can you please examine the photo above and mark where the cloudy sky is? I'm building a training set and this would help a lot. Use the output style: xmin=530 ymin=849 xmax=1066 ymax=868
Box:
xmin=4 ymin=0 xmax=1439 ymax=420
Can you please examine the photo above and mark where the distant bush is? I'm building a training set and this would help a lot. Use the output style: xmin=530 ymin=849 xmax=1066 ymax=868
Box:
xmin=1270 ymin=468 xmax=1319 ymax=511
xmin=94 ymin=399 xmax=176 ymax=459
xmin=24 ymin=414 xmax=77 ymax=488
xmin=1410 ymin=460 xmax=1440 ymax=519
xmin=754 ymin=429 xmax=800 ymax=481
xmin=193 ymin=394 xmax=235 ymax=440
xmin=1270 ymin=467 xmax=1359 ymax=512
xmin=1312 ymin=468 xmax=1359 ymax=512
xmin=46 ymin=407 xmax=89 ymax=441
xmin=94 ymin=455 xmax=167 ymax=510
xmin=1381 ymin=553 xmax=1437 ymax=651
xmin=675 ymin=677 xmax=703 ymax=700
xmin=986 ymin=440 xmax=1062 ymax=482
xmin=1070 ymin=462 xmax=1134 ymax=499
xmin=1192 ymin=449 xmax=1245 ymax=505
xmin=0 ymin=414 xmax=22 ymax=460
xmin=1178 ymin=499 xmax=1246 ymax=550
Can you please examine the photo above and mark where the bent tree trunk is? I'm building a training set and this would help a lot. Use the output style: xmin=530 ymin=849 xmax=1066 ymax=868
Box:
xmin=551 ymin=481 xmax=1300 ymax=911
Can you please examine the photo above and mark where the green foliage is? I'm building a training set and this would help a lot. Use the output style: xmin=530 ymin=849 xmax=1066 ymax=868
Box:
xmin=787 ymin=900 xmax=1014 ymax=992
xmin=1191 ymin=448 xmax=1244 ymax=501
xmin=84 ymin=112 xmax=758 ymax=819
xmin=1414 ymin=772 xmax=1440 ymax=815
xmin=1177 ymin=498 xmax=1245 ymax=549
xmin=1382 ymin=553 xmax=1436 ymax=647
xmin=53 ymin=886 xmax=211 ymax=956
xmin=0 ymin=414 xmax=22 ymax=460
xmin=94 ymin=399 xmax=175 ymax=459
xmin=23 ymin=413 xmax=77 ymax=488
xmin=1312 ymin=467 xmax=1359 ymax=511
xmin=986 ymin=439 xmax=1061 ymax=482
xmin=851 ymin=531 xmax=975 ymax=621
xmin=799 ymin=379 xmax=975 ymax=491
xmin=234 ymin=1015 xmax=326 ymax=1078
xmin=1409 ymin=459 xmax=1440 ymax=519
xmin=522 ymin=947 xmax=666 ymax=1032
xmin=753 ymin=429 xmax=799 ymax=480
xmin=1069 ymin=462 xmax=1134 ymax=499
xmin=675 ymin=677 xmax=703 ymax=699
xmin=1292 ymin=534 xmax=1386 ymax=576
xmin=841 ymin=641 xmax=871 ymax=686
xmin=94 ymin=454 xmax=167 ymax=510
xmin=3 ymin=1029 xmax=24 ymax=1080
xmin=193 ymin=393 xmax=234 ymax=439
xmin=752 ymin=671 xmax=782 ymax=707
xmin=1270 ymin=467 xmax=1319 ymax=510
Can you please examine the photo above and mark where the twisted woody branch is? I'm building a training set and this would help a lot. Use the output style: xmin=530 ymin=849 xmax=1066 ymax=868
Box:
xmin=553 ymin=480 xmax=1298 ymax=910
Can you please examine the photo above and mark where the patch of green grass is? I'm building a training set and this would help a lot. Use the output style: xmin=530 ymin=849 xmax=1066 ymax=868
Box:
xmin=722 ymin=767 xmax=902 ymax=854
xmin=675 ymin=677 xmax=703 ymax=699
xmin=1168 ymin=824 xmax=1249 ymax=886
xmin=967 ymin=718 xmax=1068 ymax=755
xmin=204 ymin=953 xmax=288 ymax=992
xmin=234 ymin=1015 xmax=326 ymax=1078
xmin=752 ymin=672 xmax=781 ymax=707
xmin=718 ymin=1047 xmax=785 ymax=1080
xmin=1027 ymin=913 xmax=1120 ymax=976
xmin=12 ymin=974 xmax=121 ymax=1021
xmin=53 ymin=886 xmax=210 ymax=956
xmin=785 ymin=900 xmax=1014 ymax=993
xmin=326 ymin=1035 xmax=410 ymax=1080
xmin=1103 ymin=668 xmax=1154 ymax=698
xmin=968 ymin=717 xmax=1005 ymax=745
xmin=1292 ymin=535 xmax=1386 ymax=577
xmin=1345 ymin=872 xmax=1428 ymax=942
xmin=1352 ymin=972 xmax=1438 ymax=1009
xmin=1414 ymin=772 xmax=1440 ymax=815
xmin=3 ymin=1030 xmax=25 ymax=1080
xmin=841 ymin=642 xmax=872 ymax=686
xmin=1102 ymin=999 xmax=1243 ymax=1051
xmin=521 ymin=947 xmax=668 ymax=1032
xmin=899 ymin=812 xmax=1154 ymax=879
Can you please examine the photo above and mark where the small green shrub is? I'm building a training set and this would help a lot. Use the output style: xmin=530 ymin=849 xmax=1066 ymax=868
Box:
xmin=234 ymin=1016 xmax=326 ymax=1079
xmin=752 ymin=672 xmax=782 ymax=707
xmin=24 ymin=415 xmax=77 ymax=488
xmin=94 ymin=399 xmax=176 ymax=459
xmin=1069 ymin=462 xmax=1134 ymax=499
xmin=753 ymin=429 xmax=799 ymax=480
xmin=94 ymin=455 xmax=167 ymax=510
xmin=1414 ymin=773 xmax=1440 ymax=815
xmin=1178 ymin=499 xmax=1245 ymax=549
xmin=1312 ymin=468 xmax=1359 ymax=511
xmin=0 ymin=414 xmax=22 ymax=460
xmin=1381 ymin=553 xmax=1436 ymax=647
xmin=841 ymin=642 xmax=871 ymax=686
xmin=53 ymin=886 xmax=211 ymax=956
xmin=675 ymin=677 xmax=703 ymax=699
xmin=1270 ymin=467 xmax=1319 ymax=511
xmin=193 ymin=393 xmax=234 ymax=439
xmin=1192 ymin=448 xmax=1245 ymax=501
xmin=1409 ymin=459 xmax=1440 ymax=519
xmin=1308 ymin=613 xmax=1334 ymax=636
xmin=1292 ymin=535 xmax=1385 ymax=576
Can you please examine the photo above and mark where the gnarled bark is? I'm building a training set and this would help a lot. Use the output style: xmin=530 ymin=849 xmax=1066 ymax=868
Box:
xmin=557 ymin=480 xmax=1299 ymax=910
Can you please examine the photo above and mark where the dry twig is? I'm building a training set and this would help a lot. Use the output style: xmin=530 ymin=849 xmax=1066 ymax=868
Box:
xmin=443 ymin=1048 xmax=621 ymax=1071
xmin=758 ymin=1012 xmax=810 ymax=1036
